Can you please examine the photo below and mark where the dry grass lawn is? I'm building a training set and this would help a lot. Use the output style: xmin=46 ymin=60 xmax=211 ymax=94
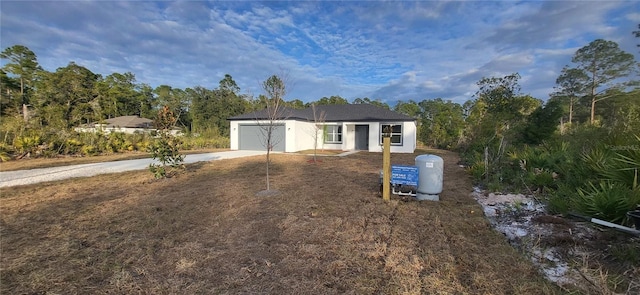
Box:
xmin=1 ymin=149 xmax=560 ymax=294
xmin=296 ymin=149 xmax=345 ymax=155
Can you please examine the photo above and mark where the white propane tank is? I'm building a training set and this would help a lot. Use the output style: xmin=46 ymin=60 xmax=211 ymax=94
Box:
xmin=415 ymin=154 xmax=443 ymax=201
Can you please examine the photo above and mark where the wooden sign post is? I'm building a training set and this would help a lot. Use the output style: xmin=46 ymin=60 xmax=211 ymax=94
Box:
xmin=382 ymin=127 xmax=391 ymax=201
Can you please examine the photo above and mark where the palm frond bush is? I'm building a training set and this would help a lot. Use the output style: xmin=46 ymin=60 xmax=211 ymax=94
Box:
xmin=574 ymin=182 xmax=640 ymax=224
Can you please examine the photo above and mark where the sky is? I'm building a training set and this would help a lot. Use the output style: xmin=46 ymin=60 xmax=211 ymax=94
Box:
xmin=1 ymin=1 xmax=639 ymax=105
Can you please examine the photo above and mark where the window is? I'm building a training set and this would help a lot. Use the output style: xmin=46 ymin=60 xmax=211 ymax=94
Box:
xmin=324 ymin=125 xmax=342 ymax=143
xmin=380 ymin=124 xmax=402 ymax=145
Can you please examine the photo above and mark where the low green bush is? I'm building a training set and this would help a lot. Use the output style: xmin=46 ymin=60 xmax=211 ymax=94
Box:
xmin=0 ymin=142 xmax=12 ymax=161
xmin=574 ymin=182 xmax=640 ymax=224
xmin=81 ymin=145 xmax=98 ymax=156
xmin=13 ymin=134 xmax=41 ymax=155
xmin=468 ymin=160 xmax=485 ymax=181
xmin=148 ymin=135 xmax=184 ymax=178
xmin=148 ymin=106 xmax=185 ymax=179
xmin=181 ymin=134 xmax=230 ymax=149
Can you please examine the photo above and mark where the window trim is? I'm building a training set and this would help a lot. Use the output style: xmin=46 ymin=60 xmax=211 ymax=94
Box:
xmin=324 ymin=124 xmax=343 ymax=144
xmin=379 ymin=123 xmax=403 ymax=146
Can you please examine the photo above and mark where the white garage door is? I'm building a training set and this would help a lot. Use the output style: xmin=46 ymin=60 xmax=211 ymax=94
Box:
xmin=238 ymin=124 xmax=286 ymax=151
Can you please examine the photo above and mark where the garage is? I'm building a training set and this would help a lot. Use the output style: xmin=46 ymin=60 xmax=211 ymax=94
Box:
xmin=238 ymin=124 xmax=286 ymax=151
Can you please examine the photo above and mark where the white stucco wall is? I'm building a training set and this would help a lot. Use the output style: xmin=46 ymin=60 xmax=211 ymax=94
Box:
xmin=291 ymin=121 xmax=317 ymax=151
xmin=365 ymin=121 xmax=416 ymax=153
xmin=230 ymin=121 xmax=239 ymax=150
xmin=344 ymin=124 xmax=355 ymax=151
xmin=230 ymin=120 xmax=416 ymax=153
xmin=74 ymin=126 xmax=181 ymax=136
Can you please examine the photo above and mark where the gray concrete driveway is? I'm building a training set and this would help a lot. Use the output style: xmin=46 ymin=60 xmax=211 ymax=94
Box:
xmin=0 ymin=150 xmax=267 ymax=188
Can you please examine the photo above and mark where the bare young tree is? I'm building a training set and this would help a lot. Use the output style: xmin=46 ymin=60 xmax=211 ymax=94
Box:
xmin=309 ymin=103 xmax=326 ymax=163
xmin=256 ymin=74 xmax=289 ymax=195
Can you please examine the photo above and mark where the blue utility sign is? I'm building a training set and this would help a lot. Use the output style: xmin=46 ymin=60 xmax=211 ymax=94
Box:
xmin=391 ymin=165 xmax=419 ymax=186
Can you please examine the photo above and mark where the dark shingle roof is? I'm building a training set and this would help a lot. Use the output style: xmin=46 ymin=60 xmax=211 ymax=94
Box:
xmin=227 ymin=107 xmax=304 ymax=121
xmin=103 ymin=116 xmax=153 ymax=128
xmin=229 ymin=104 xmax=414 ymax=122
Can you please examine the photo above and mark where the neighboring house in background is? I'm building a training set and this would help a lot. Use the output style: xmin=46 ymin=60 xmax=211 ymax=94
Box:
xmin=228 ymin=104 xmax=417 ymax=153
xmin=75 ymin=115 xmax=181 ymax=136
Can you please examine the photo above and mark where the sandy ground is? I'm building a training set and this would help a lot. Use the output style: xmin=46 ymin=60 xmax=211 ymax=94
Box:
xmin=472 ymin=187 xmax=640 ymax=294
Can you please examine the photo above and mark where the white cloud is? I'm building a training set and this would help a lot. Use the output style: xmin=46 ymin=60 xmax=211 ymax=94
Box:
xmin=480 ymin=53 xmax=535 ymax=74
xmin=627 ymin=12 xmax=640 ymax=22
xmin=1 ymin=0 xmax=636 ymax=105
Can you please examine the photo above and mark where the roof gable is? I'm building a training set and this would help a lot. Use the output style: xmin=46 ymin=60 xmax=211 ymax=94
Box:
xmin=229 ymin=104 xmax=413 ymax=122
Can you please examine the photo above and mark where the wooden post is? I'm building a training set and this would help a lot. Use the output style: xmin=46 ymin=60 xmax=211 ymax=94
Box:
xmin=382 ymin=135 xmax=391 ymax=201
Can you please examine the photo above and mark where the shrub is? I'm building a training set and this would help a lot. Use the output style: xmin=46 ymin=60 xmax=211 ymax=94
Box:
xmin=525 ymin=168 xmax=557 ymax=192
xmin=81 ymin=145 xmax=98 ymax=156
xmin=107 ymin=132 xmax=127 ymax=153
xmin=181 ymin=132 xmax=230 ymax=150
xmin=468 ymin=160 xmax=485 ymax=182
xmin=14 ymin=135 xmax=41 ymax=155
xmin=149 ymin=106 xmax=185 ymax=178
xmin=65 ymin=138 xmax=83 ymax=155
xmin=573 ymin=182 xmax=640 ymax=224
xmin=546 ymin=194 xmax=571 ymax=215
xmin=135 ymin=139 xmax=151 ymax=152
xmin=0 ymin=142 xmax=13 ymax=161
xmin=148 ymin=136 xmax=184 ymax=178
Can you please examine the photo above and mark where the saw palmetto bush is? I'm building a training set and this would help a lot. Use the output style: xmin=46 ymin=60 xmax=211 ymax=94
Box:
xmin=599 ymin=149 xmax=639 ymax=190
xmin=0 ymin=142 xmax=12 ymax=162
xmin=508 ymin=143 xmax=569 ymax=193
xmin=573 ymin=136 xmax=640 ymax=224
xmin=574 ymin=182 xmax=640 ymax=224
xmin=13 ymin=134 xmax=41 ymax=155
xmin=582 ymin=137 xmax=639 ymax=190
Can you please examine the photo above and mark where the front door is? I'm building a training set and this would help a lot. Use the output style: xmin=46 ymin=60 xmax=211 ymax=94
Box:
xmin=355 ymin=125 xmax=369 ymax=151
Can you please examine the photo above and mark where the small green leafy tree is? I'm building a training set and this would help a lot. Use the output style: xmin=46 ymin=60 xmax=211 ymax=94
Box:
xmin=148 ymin=105 xmax=184 ymax=178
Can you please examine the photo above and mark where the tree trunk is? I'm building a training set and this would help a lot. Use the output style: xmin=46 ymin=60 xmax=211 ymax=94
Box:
xmin=590 ymin=96 xmax=596 ymax=124
xmin=484 ymin=146 xmax=489 ymax=183
xmin=22 ymin=104 xmax=28 ymax=122
xmin=568 ymin=97 xmax=574 ymax=124
xmin=590 ymin=67 xmax=597 ymax=124
xmin=266 ymin=149 xmax=270 ymax=191
xmin=313 ymin=126 xmax=318 ymax=163
xmin=20 ymin=78 xmax=27 ymax=122
xmin=266 ymin=124 xmax=272 ymax=191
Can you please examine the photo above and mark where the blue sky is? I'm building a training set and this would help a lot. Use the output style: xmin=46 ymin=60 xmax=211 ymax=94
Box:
xmin=1 ymin=1 xmax=639 ymax=105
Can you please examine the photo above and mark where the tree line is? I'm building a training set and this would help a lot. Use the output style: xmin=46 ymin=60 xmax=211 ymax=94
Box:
xmin=0 ymin=45 xmax=391 ymax=137
xmin=1 ymin=36 xmax=637 ymax=149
